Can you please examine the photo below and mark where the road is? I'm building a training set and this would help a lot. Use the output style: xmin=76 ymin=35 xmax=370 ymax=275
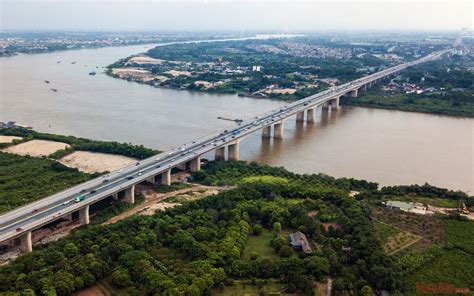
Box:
xmin=0 ymin=49 xmax=450 ymax=244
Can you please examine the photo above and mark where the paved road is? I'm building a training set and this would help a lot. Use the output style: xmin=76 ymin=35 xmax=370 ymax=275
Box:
xmin=0 ymin=49 xmax=450 ymax=243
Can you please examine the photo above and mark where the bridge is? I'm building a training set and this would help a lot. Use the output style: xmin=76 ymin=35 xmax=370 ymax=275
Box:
xmin=0 ymin=49 xmax=450 ymax=253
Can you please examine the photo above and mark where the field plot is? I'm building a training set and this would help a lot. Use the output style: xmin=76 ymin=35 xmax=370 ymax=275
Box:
xmin=2 ymin=139 xmax=69 ymax=157
xmin=445 ymin=220 xmax=474 ymax=254
xmin=371 ymin=208 xmax=445 ymax=245
xmin=241 ymin=229 xmax=279 ymax=261
xmin=374 ymin=221 xmax=419 ymax=254
xmin=0 ymin=135 xmax=22 ymax=144
xmin=59 ymin=150 xmax=136 ymax=173
xmin=214 ymin=279 xmax=286 ymax=296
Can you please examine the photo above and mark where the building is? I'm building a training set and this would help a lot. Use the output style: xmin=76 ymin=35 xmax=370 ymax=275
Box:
xmin=382 ymin=201 xmax=414 ymax=212
xmin=288 ymin=231 xmax=312 ymax=255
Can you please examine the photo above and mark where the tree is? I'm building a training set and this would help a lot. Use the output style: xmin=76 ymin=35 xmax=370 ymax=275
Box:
xmin=361 ymin=285 xmax=372 ymax=296
xmin=252 ymin=224 xmax=263 ymax=236
xmin=279 ymin=245 xmax=293 ymax=258
xmin=273 ymin=222 xmax=282 ymax=233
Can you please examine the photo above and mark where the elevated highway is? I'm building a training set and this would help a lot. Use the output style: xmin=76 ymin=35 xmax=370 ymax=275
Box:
xmin=0 ymin=49 xmax=450 ymax=252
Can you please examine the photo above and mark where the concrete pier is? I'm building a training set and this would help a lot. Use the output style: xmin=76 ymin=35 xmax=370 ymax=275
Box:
xmin=307 ymin=108 xmax=316 ymax=123
xmin=333 ymin=96 xmax=340 ymax=110
xmin=161 ymin=169 xmax=171 ymax=186
xmin=322 ymin=101 xmax=329 ymax=110
xmin=190 ymin=156 xmax=201 ymax=172
xmin=262 ymin=125 xmax=271 ymax=138
xmin=296 ymin=111 xmax=305 ymax=122
xmin=123 ymin=185 xmax=135 ymax=204
xmin=274 ymin=121 xmax=284 ymax=139
xmin=228 ymin=140 xmax=240 ymax=161
xmin=79 ymin=206 xmax=90 ymax=225
xmin=215 ymin=146 xmax=226 ymax=161
xmin=20 ymin=231 xmax=32 ymax=253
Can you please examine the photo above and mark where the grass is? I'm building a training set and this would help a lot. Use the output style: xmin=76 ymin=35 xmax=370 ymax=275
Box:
xmin=445 ymin=220 xmax=474 ymax=254
xmin=154 ymin=182 xmax=192 ymax=193
xmin=374 ymin=221 xmax=419 ymax=254
xmin=214 ymin=279 xmax=286 ymax=296
xmin=241 ymin=228 xmax=279 ymax=261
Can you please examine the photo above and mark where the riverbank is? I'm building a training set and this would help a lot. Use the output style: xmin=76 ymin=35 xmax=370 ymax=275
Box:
xmin=344 ymin=90 xmax=474 ymax=118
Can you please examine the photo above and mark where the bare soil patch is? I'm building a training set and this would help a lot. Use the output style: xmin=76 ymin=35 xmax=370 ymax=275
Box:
xmin=2 ymin=139 xmax=69 ymax=157
xmin=0 ymin=135 xmax=22 ymax=143
xmin=59 ymin=151 xmax=136 ymax=173
xmin=322 ymin=222 xmax=342 ymax=231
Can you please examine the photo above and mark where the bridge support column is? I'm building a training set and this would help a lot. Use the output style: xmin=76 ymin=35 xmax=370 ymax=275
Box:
xmin=274 ymin=121 xmax=284 ymax=139
xmin=190 ymin=156 xmax=201 ymax=172
xmin=20 ymin=231 xmax=32 ymax=253
xmin=307 ymin=108 xmax=316 ymax=123
xmin=123 ymin=185 xmax=135 ymax=204
xmin=296 ymin=111 xmax=305 ymax=122
xmin=262 ymin=125 xmax=271 ymax=138
xmin=79 ymin=206 xmax=90 ymax=225
xmin=111 ymin=192 xmax=119 ymax=200
xmin=333 ymin=96 xmax=340 ymax=110
xmin=228 ymin=141 xmax=240 ymax=161
xmin=161 ymin=169 xmax=171 ymax=186
xmin=215 ymin=146 xmax=226 ymax=161
xmin=322 ymin=101 xmax=329 ymax=111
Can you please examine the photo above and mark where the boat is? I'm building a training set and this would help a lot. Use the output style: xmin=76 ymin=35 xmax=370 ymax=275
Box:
xmin=89 ymin=71 xmax=96 ymax=76
xmin=50 ymin=88 xmax=58 ymax=92
xmin=44 ymin=80 xmax=50 ymax=84
xmin=71 ymin=61 xmax=76 ymax=64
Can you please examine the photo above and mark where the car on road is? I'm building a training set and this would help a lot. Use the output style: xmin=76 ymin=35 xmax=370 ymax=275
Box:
xmin=135 ymin=162 xmax=140 ymax=166
xmin=16 ymin=227 xmax=23 ymax=232
xmin=126 ymin=175 xmax=133 ymax=180
xmin=63 ymin=200 xmax=71 ymax=205
xmin=102 ymin=179 xmax=109 ymax=183
xmin=31 ymin=209 xmax=38 ymax=213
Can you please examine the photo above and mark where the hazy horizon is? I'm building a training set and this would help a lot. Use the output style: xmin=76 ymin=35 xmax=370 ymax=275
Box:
xmin=1 ymin=1 xmax=472 ymax=32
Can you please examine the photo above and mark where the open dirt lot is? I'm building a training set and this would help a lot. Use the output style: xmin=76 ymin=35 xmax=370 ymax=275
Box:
xmin=0 ymin=135 xmax=22 ymax=143
xmin=59 ymin=151 xmax=136 ymax=173
xmin=1 ymin=139 xmax=69 ymax=157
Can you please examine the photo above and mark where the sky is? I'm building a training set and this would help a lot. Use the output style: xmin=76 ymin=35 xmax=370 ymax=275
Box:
xmin=0 ymin=0 xmax=472 ymax=32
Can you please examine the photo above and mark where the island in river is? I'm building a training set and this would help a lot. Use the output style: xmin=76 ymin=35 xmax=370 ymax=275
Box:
xmin=107 ymin=36 xmax=474 ymax=117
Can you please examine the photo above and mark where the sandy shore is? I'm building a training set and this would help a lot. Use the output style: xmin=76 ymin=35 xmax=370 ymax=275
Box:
xmin=1 ymin=139 xmax=69 ymax=157
xmin=59 ymin=150 xmax=136 ymax=173
xmin=0 ymin=136 xmax=23 ymax=144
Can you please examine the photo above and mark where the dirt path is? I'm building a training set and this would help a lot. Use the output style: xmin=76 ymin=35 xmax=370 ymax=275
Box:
xmin=103 ymin=184 xmax=233 ymax=225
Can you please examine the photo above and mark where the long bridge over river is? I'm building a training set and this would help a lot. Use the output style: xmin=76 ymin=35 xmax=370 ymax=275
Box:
xmin=0 ymin=49 xmax=450 ymax=253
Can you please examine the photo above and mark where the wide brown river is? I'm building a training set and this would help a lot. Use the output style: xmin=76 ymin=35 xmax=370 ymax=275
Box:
xmin=1 ymin=44 xmax=473 ymax=192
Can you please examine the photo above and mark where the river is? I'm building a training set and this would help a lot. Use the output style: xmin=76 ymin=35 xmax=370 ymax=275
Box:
xmin=1 ymin=44 xmax=473 ymax=193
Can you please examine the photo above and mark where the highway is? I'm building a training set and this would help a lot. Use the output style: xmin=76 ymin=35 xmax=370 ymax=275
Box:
xmin=0 ymin=48 xmax=450 ymax=244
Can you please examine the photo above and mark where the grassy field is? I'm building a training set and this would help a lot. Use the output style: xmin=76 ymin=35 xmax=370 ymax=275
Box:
xmin=0 ymin=152 xmax=93 ymax=214
xmin=213 ymin=279 xmax=286 ymax=296
xmin=241 ymin=228 xmax=279 ymax=261
xmin=374 ymin=221 xmax=419 ymax=254
xmin=445 ymin=220 xmax=474 ymax=254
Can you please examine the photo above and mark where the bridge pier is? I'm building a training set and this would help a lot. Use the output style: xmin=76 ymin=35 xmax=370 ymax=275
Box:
xmin=228 ymin=141 xmax=240 ymax=161
xmin=322 ymin=101 xmax=329 ymax=111
xmin=161 ymin=169 xmax=171 ymax=186
xmin=274 ymin=121 xmax=284 ymax=139
xmin=19 ymin=231 xmax=32 ymax=253
xmin=296 ymin=111 xmax=305 ymax=122
xmin=307 ymin=108 xmax=316 ymax=123
xmin=262 ymin=125 xmax=272 ymax=138
xmin=215 ymin=146 xmax=226 ymax=161
xmin=190 ymin=156 xmax=201 ymax=172
xmin=123 ymin=185 xmax=135 ymax=204
xmin=332 ymin=96 xmax=340 ymax=110
xmin=79 ymin=206 xmax=90 ymax=225
xmin=111 ymin=192 xmax=119 ymax=200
